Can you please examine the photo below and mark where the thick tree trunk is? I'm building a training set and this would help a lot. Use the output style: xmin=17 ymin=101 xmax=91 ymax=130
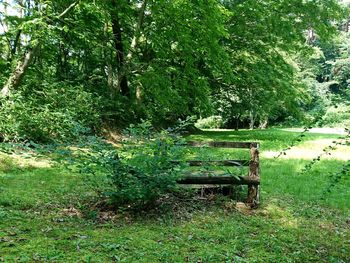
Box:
xmin=1 ymin=46 xmax=38 ymax=97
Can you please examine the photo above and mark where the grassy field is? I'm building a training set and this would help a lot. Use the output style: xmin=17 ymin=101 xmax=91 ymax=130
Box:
xmin=1 ymin=129 xmax=349 ymax=262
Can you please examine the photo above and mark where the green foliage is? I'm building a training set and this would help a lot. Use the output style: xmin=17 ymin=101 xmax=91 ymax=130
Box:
xmin=195 ymin=116 xmax=223 ymax=129
xmin=300 ymin=30 xmax=350 ymax=126
xmin=0 ymin=83 xmax=101 ymax=142
xmin=319 ymin=104 xmax=350 ymax=127
xmin=2 ymin=0 xmax=345 ymax=132
xmin=49 ymin=122 xmax=189 ymax=208
xmin=107 ymin=123 xmax=188 ymax=207
xmin=213 ymin=0 xmax=345 ymax=128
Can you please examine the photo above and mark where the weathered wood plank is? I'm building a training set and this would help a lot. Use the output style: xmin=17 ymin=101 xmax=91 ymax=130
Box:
xmin=172 ymin=160 xmax=250 ymax=167
xmin=175 ymin=140 xmax=261 ymax=208
xmin=187 ymin=160 xmax=249 ymax=166
xmin=177 ymin=175 xmax=260 ymax=185
xmin=186 ymin=141 xmax=258 ymax=149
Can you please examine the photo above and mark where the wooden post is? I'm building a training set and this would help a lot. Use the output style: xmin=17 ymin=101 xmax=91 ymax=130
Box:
xmin=247 ymin=144 xmax=260 ymax=207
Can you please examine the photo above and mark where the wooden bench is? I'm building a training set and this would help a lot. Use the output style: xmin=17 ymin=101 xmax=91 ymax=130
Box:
xmin=176 ymin=141 xmax=260 ymax=208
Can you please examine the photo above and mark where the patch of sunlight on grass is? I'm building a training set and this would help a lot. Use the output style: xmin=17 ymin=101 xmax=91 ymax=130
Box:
xmin=282 ymin=127 xmax=347 ymax=135
xmin=0 ymin=153 xmax=51 ymax=171
xmin=260 ymin=203 xmax=299 ymax=229
xmin=262 ymin=138 xmax=350 ymax=160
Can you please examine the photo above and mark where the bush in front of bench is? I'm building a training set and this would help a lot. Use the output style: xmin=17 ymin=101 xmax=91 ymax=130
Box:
xmin=107 ymin=123 xmax=187 ymax=208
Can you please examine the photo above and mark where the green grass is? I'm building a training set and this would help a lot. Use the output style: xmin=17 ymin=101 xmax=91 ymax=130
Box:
xmin=190 ymin=129 xmax=349 ymax=210
xmin=1 ymin=128 xmax=350 ymax=262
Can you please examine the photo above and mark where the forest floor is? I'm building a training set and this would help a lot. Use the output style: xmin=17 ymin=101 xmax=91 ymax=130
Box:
xmin=0 ymin=129 xmax=350 ymax=262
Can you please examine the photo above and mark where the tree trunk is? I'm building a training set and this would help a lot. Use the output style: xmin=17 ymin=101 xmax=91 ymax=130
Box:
xmin=259 ymin=118 xmax=268 ymax=129
xmin=235 ymin=114 xmax=241 ymax=131
xmin=249 ymin=110 xmax=255 ymax=130
xmin=1 ymin=2 xmax=78 ymax=97
xmin=343 ymin=20 xmax=349 ymax=32
xmin=125 ymin=0 xmax=148 ymax=62
xmin=11 ymin=30 xmax=22 ymax=58
xmin=1 ymin=46 xmax=38 ymax=97
xmin=103 ymin=22 xmax=115 ymax=96
xmin=111 ymin=0 xmax=129 ymax=98
xmin=113 ymin=0 xmax=148 ymax=99
xmin=307 ymin=28 xmax=316 ymax=43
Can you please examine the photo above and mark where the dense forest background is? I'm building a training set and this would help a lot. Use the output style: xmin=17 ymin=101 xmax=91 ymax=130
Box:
xmin=0 ymin=0 xmax=349 ymax=143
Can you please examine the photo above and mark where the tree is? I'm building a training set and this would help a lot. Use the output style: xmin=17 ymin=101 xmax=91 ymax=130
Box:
xmin=214 ymin=0 xmax=344 ymax=128
xmin=0 ymin=0 xmax=346 ymax=141
xmin=1 ymin=1 xmax=78 ymax=96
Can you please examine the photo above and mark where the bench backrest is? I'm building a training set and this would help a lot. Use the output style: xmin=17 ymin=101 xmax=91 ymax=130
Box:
xmin=180 ymin=140 xmax=260 ymax=206
xmin=185 ymin=141 xmax=259 ymax=171
xmin=186 ymin=141 xmax=258 ymax=149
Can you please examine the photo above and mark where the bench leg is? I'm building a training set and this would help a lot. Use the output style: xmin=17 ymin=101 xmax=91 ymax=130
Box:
xmin=247 ymin=185 xmax=259 ymax=208
xmin=247 ymin=146 xmax=260 ymax=208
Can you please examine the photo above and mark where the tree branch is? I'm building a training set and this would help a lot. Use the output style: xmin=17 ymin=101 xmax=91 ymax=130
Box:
xmin=57 ymin=2 xmax=78 ymax=19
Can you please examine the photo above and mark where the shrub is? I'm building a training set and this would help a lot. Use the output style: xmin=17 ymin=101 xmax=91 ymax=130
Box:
xmin=319 ymin=104 xmax=350 ymax=128
xmin=107 ymin=122 xmax=187 ymax=207
xmin=195 ymin=116 xmax=223 ymax=129
xmin=0 ymin=83 xmax=101 ymax=142
xmin=53 ymin=122 xmax=189 ymax=209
